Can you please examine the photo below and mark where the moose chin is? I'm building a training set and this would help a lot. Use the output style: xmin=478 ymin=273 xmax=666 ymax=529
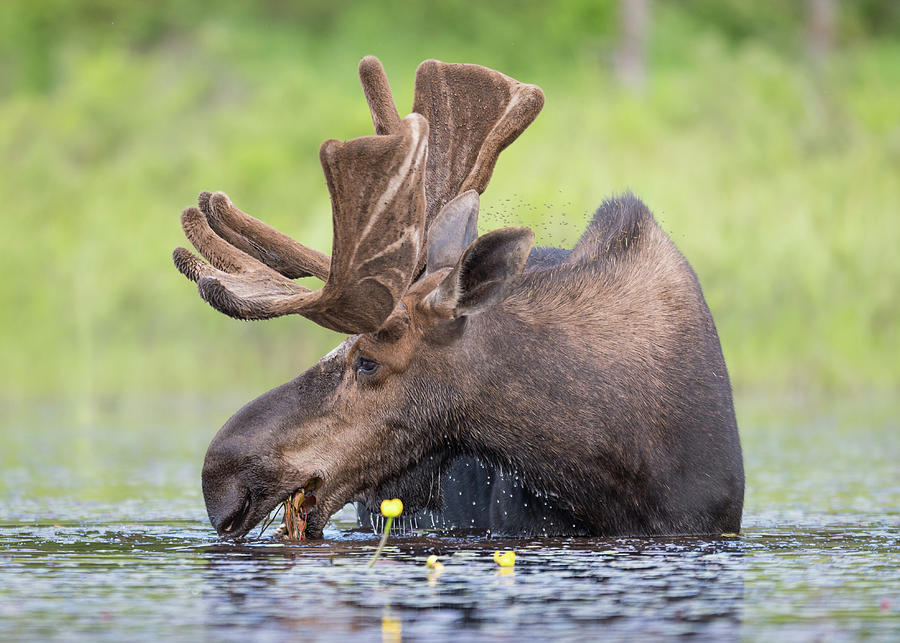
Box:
xmin=175 ymin=56 xmax=744 ymax=541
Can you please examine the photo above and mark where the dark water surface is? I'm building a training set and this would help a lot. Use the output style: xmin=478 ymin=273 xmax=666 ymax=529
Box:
xmin=1 ymin=397 xmax=898 ymax=641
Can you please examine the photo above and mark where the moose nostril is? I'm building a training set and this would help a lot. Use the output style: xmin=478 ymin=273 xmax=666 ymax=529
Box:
xmin=218 ymin=493 xmax=251 ymax=535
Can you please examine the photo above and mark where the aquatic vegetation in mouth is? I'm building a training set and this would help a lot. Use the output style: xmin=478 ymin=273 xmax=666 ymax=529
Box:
xmin=277 ymin=477 xmax=323 ymax=541
xmin=368 ymin=499 xmax=403 ymax=568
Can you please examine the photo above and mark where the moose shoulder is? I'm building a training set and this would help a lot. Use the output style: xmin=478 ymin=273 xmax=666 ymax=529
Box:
xmin=175 ymin=56 xmax=744 ymax=540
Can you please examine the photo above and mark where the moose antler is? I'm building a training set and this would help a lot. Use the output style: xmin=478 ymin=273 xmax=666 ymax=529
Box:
xmin=412 ymin=60 xmax=544 ymax=228
xmin=174 ymin=56 xmax=542 ymax=333
xmin=197 ymin=191 xmax=330 ymax=281
xmin=358 ymin=57 xmax=543 ymax=273
xmin=174 ymin=113 xmax=427 ymax=333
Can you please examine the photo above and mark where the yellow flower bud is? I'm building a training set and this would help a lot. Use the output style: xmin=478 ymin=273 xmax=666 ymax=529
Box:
xmin=493 ymin=550 xmax=516 ymax=567
xmin=426 ymin=554 xmax=445 ymax=574
xmin=380 ymin=498 xmax=403 ymax=518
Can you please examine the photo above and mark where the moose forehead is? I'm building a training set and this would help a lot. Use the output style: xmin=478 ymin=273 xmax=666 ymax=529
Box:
xmin=343 ymin=270 xmax=451 ymax=372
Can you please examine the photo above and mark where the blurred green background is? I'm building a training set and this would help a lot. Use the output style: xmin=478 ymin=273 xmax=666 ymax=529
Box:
xmin=1 ymin=0 xmax=898 ymax=429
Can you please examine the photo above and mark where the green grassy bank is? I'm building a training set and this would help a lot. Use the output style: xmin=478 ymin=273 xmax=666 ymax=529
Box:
xmin=1 ymin=1 xmax=898 ymax=420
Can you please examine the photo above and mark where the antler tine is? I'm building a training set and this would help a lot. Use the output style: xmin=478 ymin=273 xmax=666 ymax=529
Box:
xmin=174 ymin=114 xmax=428 ymax=333
xmin=175 ymin=205 xmax=315 ymax=318
xmin=183 ymin=55 xmax=407 ymax=286
xmin=198 ymin=191 xmax=330 ymax=281
xmin=412 ymin=60 xmax=544 ymax=230
xmin=359 ymin=56 xmax=402 ymax=136
xmin=187 ymin=56 xmax=409 ymax=286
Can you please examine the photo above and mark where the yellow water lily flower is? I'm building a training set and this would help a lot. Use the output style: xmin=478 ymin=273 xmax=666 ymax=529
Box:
xmin=493 ymin=550 xmax=516 ymax=567
xmin=367 ymin=499 xmax=404 ymax=568
xmin=426 ymin=555 xmax=445 ymax=571
xmin=380 ymin=498 xmax=403 ymax=518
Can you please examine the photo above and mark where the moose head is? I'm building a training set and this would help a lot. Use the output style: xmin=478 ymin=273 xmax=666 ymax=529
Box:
xmin=175 ymin=57 xmax=744 ymax=540
xmin=175 ymin=57 xmax=548 ymax=538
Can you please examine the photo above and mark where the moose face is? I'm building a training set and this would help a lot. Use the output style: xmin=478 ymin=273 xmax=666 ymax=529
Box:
xmin=201 ymin=228 xmax=534 ymax=539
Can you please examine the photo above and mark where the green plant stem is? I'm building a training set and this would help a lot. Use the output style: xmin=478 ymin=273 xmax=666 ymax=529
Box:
xmin=367 ymin=516 xmax=393 ymax=568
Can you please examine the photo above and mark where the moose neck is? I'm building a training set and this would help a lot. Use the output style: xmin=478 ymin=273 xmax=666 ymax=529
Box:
xmin=449 ymin=304 xmax=647 ymax=533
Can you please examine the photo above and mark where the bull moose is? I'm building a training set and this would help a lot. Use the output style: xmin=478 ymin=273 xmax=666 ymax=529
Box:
xmin=174 ymin=56 xmax=744 ymax=540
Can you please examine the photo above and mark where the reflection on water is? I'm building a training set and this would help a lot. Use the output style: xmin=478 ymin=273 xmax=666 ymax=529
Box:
xmin=0 ymin=398 xmax=898 ymax=640
xmin=2 ymin=517 xmax=897 ymax=640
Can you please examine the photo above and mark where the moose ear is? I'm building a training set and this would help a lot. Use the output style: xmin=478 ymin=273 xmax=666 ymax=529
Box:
xmin=427 ymin=226 xmax=534 ymax=318
xmin=426 ymin=190 xmax=480 ymax=274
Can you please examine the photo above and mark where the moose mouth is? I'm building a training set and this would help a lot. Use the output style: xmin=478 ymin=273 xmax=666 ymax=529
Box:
xmin=216 ymin=476 xmax=327 ymax=541
xmin=279 ymin=477 xmax=324 ymax=541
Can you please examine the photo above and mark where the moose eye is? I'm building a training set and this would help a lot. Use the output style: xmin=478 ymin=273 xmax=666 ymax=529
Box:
xmin=356 ymin=356 xmax=379 ymax=376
